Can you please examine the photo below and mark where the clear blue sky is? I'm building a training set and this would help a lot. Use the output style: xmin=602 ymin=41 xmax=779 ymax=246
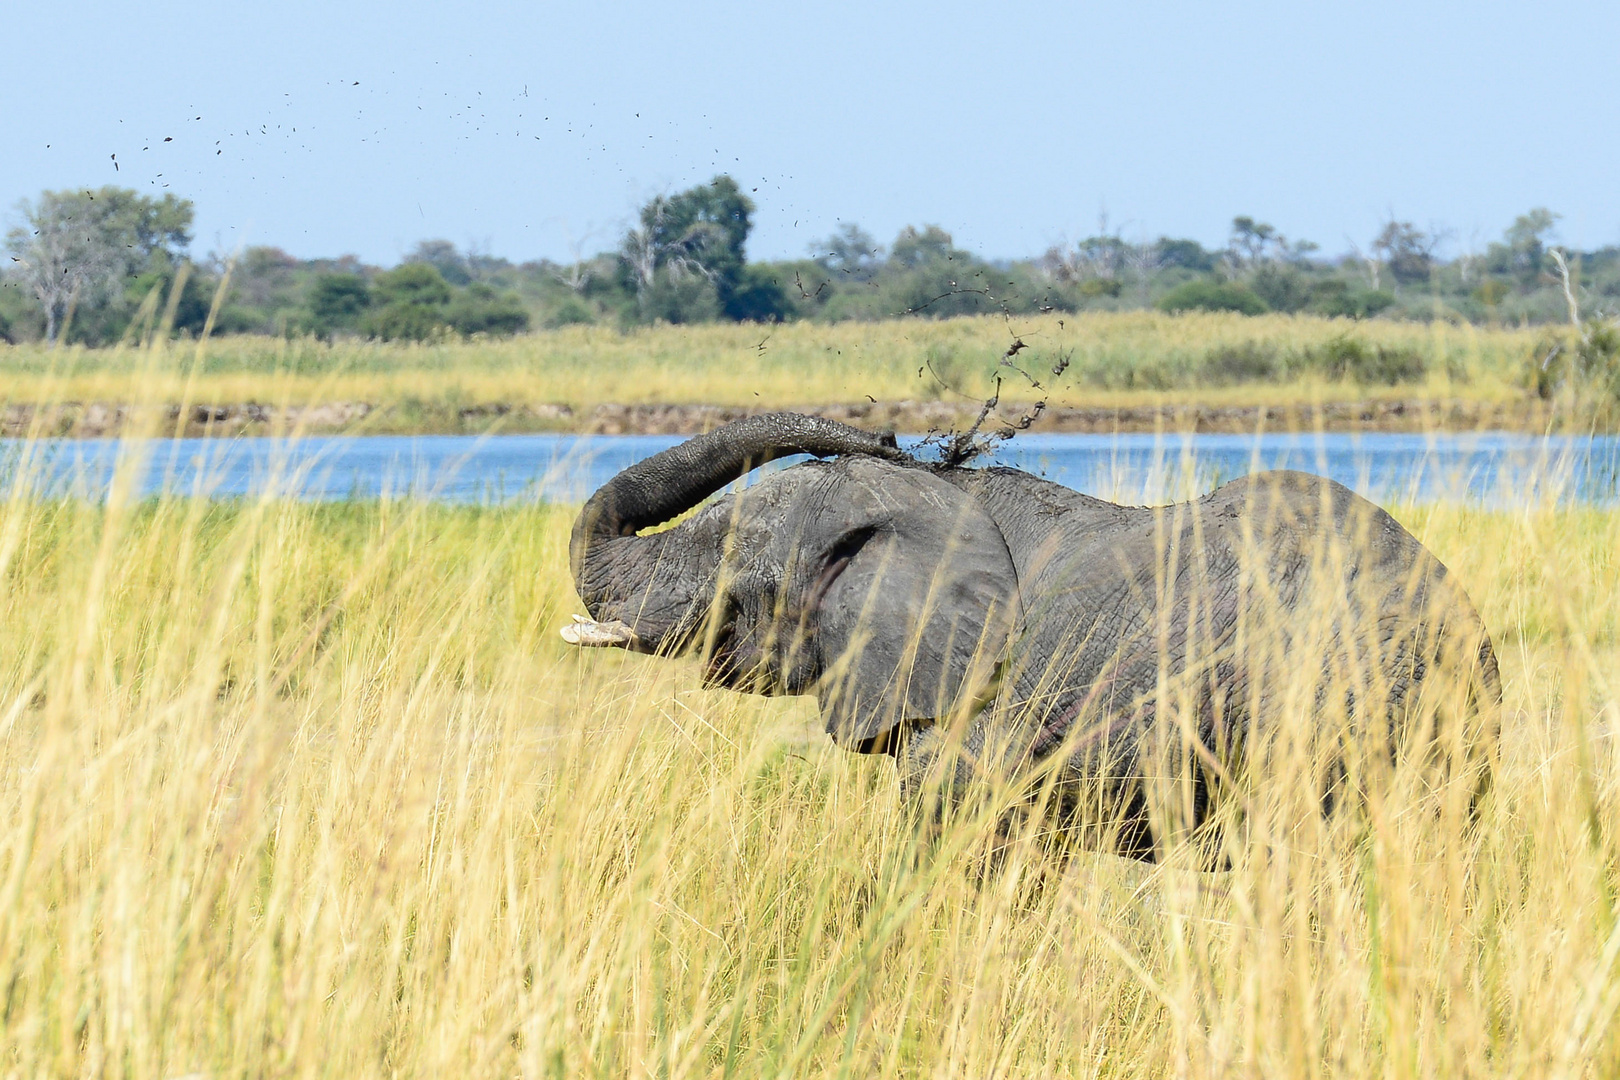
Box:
xmin=5 ymin=0 xmax=1616 ymax=266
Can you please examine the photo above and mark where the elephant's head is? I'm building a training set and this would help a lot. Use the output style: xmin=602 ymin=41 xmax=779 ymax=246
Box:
xmin=564 ymin=413 xmax=1023 ymax=750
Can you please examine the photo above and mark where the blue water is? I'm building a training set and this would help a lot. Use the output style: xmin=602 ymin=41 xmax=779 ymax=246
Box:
xmin=1 ymin=432 xmax=1616 ymax=506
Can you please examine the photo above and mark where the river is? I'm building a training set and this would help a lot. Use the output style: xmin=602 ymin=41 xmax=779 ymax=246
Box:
xmin=3 ymin=431 xmax=1617 ymax=505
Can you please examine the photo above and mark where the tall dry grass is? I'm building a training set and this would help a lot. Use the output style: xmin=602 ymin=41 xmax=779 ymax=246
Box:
xmin=0 ymin=431 xmax=1616 ymax=1075
xmin=0 ymin=312 xmax=1553 ymax=424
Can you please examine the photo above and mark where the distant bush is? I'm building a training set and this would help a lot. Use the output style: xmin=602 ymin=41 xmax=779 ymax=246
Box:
xmin=544 ymin=298 xmax=596 ymax=328
xmin=1301 ymin=280 xmax=1396 ymax=319
xmin=637 ymin=274 xmax=721 ymax=326
xmin=1201 ymin=342 xmax=1284 ymax=384
xmin=724 ymin=265 xmax=794 ymax=322
xmin=1078 ymin=277 xmax=1123 ymax=298
xmin=445 ymin=283 xmax=529 ymax=337
xmin=1152 ymin=237 xmax=1217 ymax=272
xmin=334 ymin=264 xmax=530 ymax=341
xmin=1304 ymin=336 xmax=1426 ymax=384
xmin=1581 ymin=321 xmax=1620 ymax=401
xmin=209 ymin=306 xmax=266 ymax=336
xmin=364 ymin=300 xmax=446 ymax=342
xmin=1157 ymin=280 xmax=1269 ymax=316
xmin=1533 ymin=321 xmax=1620 ymax=404
xmin=309 ymin=273 xmax=370 ymax=337
xmin=1249 ymin=266 xmax=1311 ymax=313
xmin=373 ymin=263 xmax=453 ymax=308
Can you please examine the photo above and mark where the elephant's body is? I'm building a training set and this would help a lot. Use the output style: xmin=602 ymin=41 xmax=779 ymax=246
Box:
xmin=565 ymin=414 xmax=1500 ymax=859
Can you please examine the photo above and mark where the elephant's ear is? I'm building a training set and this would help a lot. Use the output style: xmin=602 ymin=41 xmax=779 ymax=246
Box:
xmin=814 ymin=469 xmax=1022 ymax=748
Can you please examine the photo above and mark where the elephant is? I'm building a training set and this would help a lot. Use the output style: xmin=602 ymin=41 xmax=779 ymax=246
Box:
xmin=563 ymin=412 xmax=1501 ymax=860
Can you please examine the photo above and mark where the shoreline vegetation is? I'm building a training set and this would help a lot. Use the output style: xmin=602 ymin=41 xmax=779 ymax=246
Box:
xmin=2 ymin=312 xmax=1613 ymax=436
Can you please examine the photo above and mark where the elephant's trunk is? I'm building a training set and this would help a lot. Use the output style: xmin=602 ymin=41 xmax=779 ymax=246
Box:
xmin=569 ymin=413 xmax=905 ymax=645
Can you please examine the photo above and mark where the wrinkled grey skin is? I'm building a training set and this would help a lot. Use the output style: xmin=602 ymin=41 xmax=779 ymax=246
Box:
xmin=568 ymin=413 xmax=1501 ymax=859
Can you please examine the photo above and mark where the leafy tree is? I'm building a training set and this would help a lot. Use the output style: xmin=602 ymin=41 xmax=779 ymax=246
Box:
xmin=636 ymin=272 xmax=721 ymax=325
xmin=1227 ymin=216 xmax=1279 ymax=269
xmin=363 ymin=263 xmax=454 ymax=340
xmin=1372 ymin=220 xmax=1436 ymax=286
xmin=127 ymin=263 xmax=215 ymax=339
xmin=725 ymin=265 xmax=793 ymax=322
xmin=1157 ymin=279 xmax=1269 ymax=315
xmin=373 ymin=262 xmax=454 ymax=308
xmin=406 ymin=240 xmax=472 ymax=285
xmin=4 ymin=187 xmax=193 ymax=345
xmin=1301 ymin=279 xmax=1395 ymax=318
xmin=868 ymin=225 xmax=1007 ymax=319
xmin=444 ymin=282 xmax=530 ymax=336
xmin=1501 ymin=207 xmax=1560 ymax=279
xmin=544 ymin=297 xmax=596 ymax=328
xmin=889 ymin=225 xmax=963 ymax=269
xmin=0 ymin=290 xmax=16 ymax=343
xmin=1249 ymin=265 xmax=1311 ymax=312
xmin=621 ymin=176 xmax=754 ymax=321
xmin=811 ymin=223 xmax=882 ymax=281
xmin=309 ymin=273 xmax=371 ymax=336
xmin=1152 ymin=238 xmax=1216 ymax=272
xmin=6 ymin=201 xmax=118 ymax=343
xmin=1226 ymin=216 xmax=1315 ymax=274
xmin=310 ymin=262 xmax=529 ymax=341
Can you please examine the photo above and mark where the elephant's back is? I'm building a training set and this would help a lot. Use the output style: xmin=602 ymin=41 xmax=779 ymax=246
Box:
xmin=1202 ymin=468 xmax=1498 ymax=714
xmin=1203 ymin=469 xmax=1441 ymax=581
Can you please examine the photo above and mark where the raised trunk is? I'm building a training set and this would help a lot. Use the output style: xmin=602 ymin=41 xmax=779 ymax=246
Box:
xmin=569 ymin=413 xmax=903 ymax=633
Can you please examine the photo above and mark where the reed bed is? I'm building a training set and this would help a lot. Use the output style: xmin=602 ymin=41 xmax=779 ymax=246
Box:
xmin=0 ymin=313 xmax=1551 ymax=423
xmin=0 ymin=433 xmax=1615 ymax=1075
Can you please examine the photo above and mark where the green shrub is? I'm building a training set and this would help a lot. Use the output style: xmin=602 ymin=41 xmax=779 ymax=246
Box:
xmin=724 ymin=265 xmax=794 ymax=322
xmin=1577 ymin=321 xmax=1620 ymax=392
xmin=545 ymin=298 xmax=596 ymax=329
xmin=364 ymin=301 xmax=447 ymax=342
xmin=1535 ymin=321 xmax=1620 ymax=403
xmin=1201 ymin=342 xmax=1284 ymax=384
xmin=309 ymin=273 xmax=371 ymax=337
xmin=1302 ymin=279 xmax=1395 ymax=318
xmin=1304 ymin=335 xmax=1426 ymax=384
xmin=1157 ymin=279 xmax=1268 ymax=316
xmin=445 ymin=283 xmax=529 ymax=337
xmin=361 ymin=264 xmax=455 ymax=341
xmin=372 ymin=263 xmax=453 ymax=308
xmin=639 ymin=273 xmax=721 ymax=325
xmin=1249 ymin=266 xmax=1310 ymax=313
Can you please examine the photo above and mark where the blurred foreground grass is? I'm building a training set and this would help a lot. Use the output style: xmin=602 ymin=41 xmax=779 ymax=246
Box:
xmin=0 ymin=463 xmax=1617 ymax=1076
xmin=0 ymin=312 xmax=1563 ymax=430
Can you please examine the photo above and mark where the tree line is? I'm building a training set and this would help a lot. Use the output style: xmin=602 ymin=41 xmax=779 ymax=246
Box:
xmin=4 ymin=176 xmax=1617 ymax=347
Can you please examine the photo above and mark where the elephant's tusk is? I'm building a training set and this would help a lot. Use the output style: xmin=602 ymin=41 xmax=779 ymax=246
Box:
xmin=560 ymin=614 xmax=641 ymax=649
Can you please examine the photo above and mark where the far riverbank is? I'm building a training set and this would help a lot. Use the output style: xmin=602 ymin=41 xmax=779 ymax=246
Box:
xmin=0 ymin=396 xmax=1581 ymax=439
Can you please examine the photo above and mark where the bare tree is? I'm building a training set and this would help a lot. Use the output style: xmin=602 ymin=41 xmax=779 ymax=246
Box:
xmin=552 ymin=223 xmax=601 ymax=293
xmin=1346 ymin=236 xmax=1381 ymax=292
xmin=1122 ymin=234 xmax=1162 ymax=308
xmin=1549 ymin=248 xmax=1582 ymax=329
xmin=619 ymin=197 xmax=720 ymax=308
xmin=6 ymin=194 xmax=123 ymax=345
xmin=620 ymin=216 xmax=660 ymax=301
xmin=1456 ymin=226 xmax=1484 ymax=285
xmin=1226 ymin=216 xmax=1279 ymax=273
xmin=1371 ymin=219 xmax=1439 ymax=289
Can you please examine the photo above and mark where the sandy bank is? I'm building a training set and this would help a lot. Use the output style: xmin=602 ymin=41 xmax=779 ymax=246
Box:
xmin=1 ymin=397 xmax=1562 ymax=438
